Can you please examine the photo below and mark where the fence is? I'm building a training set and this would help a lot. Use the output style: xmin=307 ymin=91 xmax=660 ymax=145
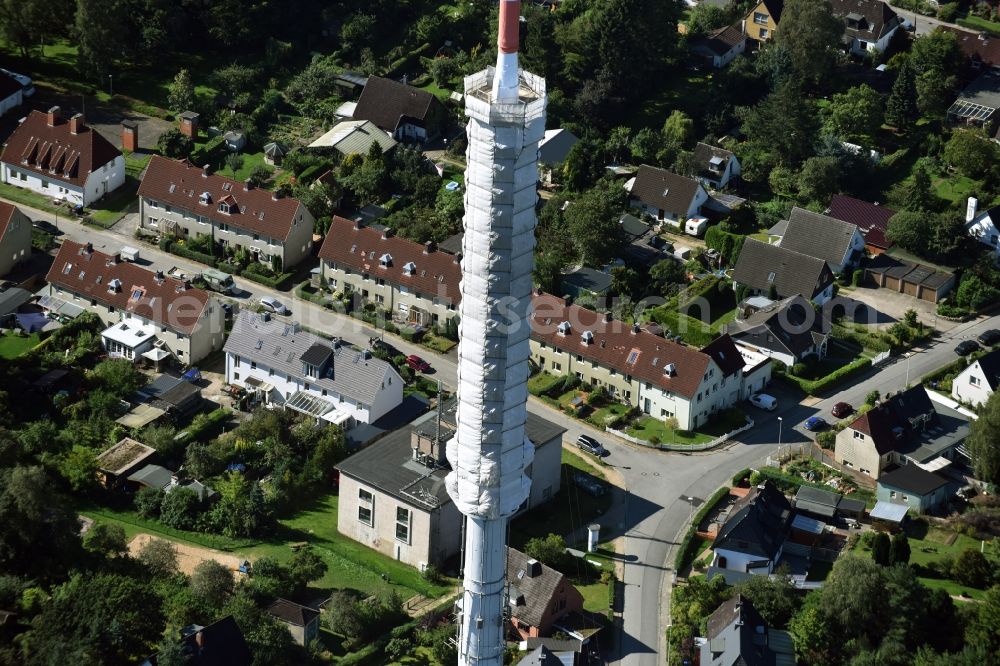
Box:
xmin=607 ymin=417 xmax=754 ymax=452
xmin=805 ymin=442 xmax=876 ymax=489
xmin=871 ymin=349 xmax=892 ymax=366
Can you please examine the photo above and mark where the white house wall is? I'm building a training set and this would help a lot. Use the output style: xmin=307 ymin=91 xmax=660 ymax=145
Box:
xmin=952 ymin=362 xmax=995 ymax=407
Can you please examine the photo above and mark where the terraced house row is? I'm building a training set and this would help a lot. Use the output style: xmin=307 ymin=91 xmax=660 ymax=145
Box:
xmin=317 ymin=219 xmax=772 ymax=430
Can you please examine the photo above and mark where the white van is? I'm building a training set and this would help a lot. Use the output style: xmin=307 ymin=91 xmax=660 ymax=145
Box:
xmin=749 ymin=393 xmax=777 ymax=411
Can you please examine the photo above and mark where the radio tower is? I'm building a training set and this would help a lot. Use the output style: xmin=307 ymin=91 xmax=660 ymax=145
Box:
xmin=445 ymin=1 xmax=546 ymax=664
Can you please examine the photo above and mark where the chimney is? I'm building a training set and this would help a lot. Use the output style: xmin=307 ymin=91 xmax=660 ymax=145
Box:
xmin=382 ymin=228 xmax=394 ymax=240
xmin=68 ymin=113 xmax=84 ymax=135
xmin=46 ymin=106 xmax=60 ymax=127
xmin=154 ymin=270 xmax=165 ymax=283
xmin=454 ymin=252 xmax=463 ymax=264
xmin=603 ymin=311 xmax=612 ymax=323
xmin=424 ymin=240 xmax=436 ymax=253
xmin=83 ymin=242 xmax=93 ymax=254
xmin=966 ymin=196 xmax=979 ymax=223
xmin=563 ymin=294 xmax=573 ymax=306
xmin=525 ymin=559 xmax=542 ymax=578
xmin=106 ymin=253 xmax=120 ymax=266
xmin=244 ymin=178 xmax=253 ymax=191
xmin=179 ymin=111 xmax=200 ymax=138
xmin=353 ymin=217 xmax=362 ymax=230
xmin=121 ymin=121 xmax=139 ymax=152
xmin=631 ymin=323 xmax=640 ymax=335
xmin=202 ymin=164 xmax=210 ymax=178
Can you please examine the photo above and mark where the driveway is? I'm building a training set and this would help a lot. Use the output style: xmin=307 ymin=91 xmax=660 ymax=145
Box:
xmin=841 ymin=284 xmax=958 ymax=332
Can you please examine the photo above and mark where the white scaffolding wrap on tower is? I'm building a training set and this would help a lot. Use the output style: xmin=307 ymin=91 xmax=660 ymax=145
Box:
xmin=445 ymin=1 xmax=547 ymax=661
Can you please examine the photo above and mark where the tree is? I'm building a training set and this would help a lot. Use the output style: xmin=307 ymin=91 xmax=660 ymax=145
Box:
xmin=91 ymin=358 xmax=146 ymax=396
xmin=871 ymin=531 xmax=892 ymax=566
xmin=824 ymin=85 xmax=884 ymax=144
xmin=324 ymin=590 xmax=364 ymax=638
xmin=742 ymin=81 xmax=820 ymax=167
xmin=886 ymin=61 xmax=919 ymax=128
xmin=75 ymin=0 xmax=128 ymax=81
xmin=967 ymin=391 xmax=1000 ymax=484
xmin=167 ymin=68 xmax=195 ymax=112
xmin=83 ymin=523 xmax=128 ymax=558
xmin=865 ymin=390 xmax=881 ymax=405
xmin=887 ymin=211 xmax=934 ymax=256
xmin=956 ymin=274 xmax=1000 ymax=311
xmin=901 ymin=164 xmax=936 ymax=212
xmin=944 ymin=129 xmax=1000 ymax=179
xmin=135 ymin=486 xmax=164 ymax=518
xmin=775 ymin=0 xmax=843 ymax=86
xmin=25 ymin=572 xmax=164 ymax=664
xmin=190 ymin=560 xmax=234 ymax=609
xmin=344 ymin=143 xmax=388 ymax=204
xmin=225 ymin=593 xmax=297 ymax=666
xmin=0 ymin=0 xmax=55 ymax=57
xmin=797 ymin=156 xmax=841 ymax=204
xmin=736 ymin=570 xmax=801 ymax=627
xmin=789 ymin=593 xmax=832 ymax=664
xmin=287 ymin=547 xmax=328 ymax=596
xmin=562 ymin=182 xmax=626 ymax=265
xmin=890 ymin=532 xmax=910 ymax=566
xmin=159 ymin=487 xmax=201 ymax=530
xmin=650 ymin=258 xmax=687 ymax=295
xmin=662 ymin=110 xmax=695 ymax=148
xmin=140 ymin=537 xmax=179 ymax=578
xmin=524 ymin=533 xmax=573 ymax=573
xmin=686 ymin=2 xmax=730 ymax=35
xmin=225 ymin=152 xmax=245 ymax=178
xmin=610 ymin=266 xmax=639 ymax=299
xmin=954 ymin=549 xmax=994 ymax=589
xmin=965 ymin=585 xmax=1000 ymax=655
xmin=210 ymin=473 xmax=269 ymax=538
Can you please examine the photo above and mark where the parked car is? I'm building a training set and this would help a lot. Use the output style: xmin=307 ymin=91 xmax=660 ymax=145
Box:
xmin=576 ymin=434 xmax=608 ymax=456
xmin=406 ymin=355 xmax=431 ymax=372
xmin=977 ymin=329 xmax=1000 ymax=346
xmin=749 ymin=393 xmax=777 ymax=411
xmin=955 ymin=340 xmax=980 ymax=356
xmin=31 ymin=219 xmax=60 ymax=235
xmin=260 ymin=296 xmax=290 ymax=316
xmin=572 ymin=471 xmax=607 ymax=497
xmin=804 ymin=416 xmax=828 ymax=431
xmin=831 ymin=402 xmax=853 ymax=418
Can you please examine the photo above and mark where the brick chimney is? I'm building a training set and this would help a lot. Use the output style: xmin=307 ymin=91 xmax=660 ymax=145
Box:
xmin=179 ymin=111 xmax=200 ymax=139
xmin=46 ymin=106 xmax=60 ymax=127
xmin=68 ymin=113 xmax=84 ymax=135
xmin=202 ymin=164 xmax=210 ymax=178
xmin=121 ymin=120 xmax=139 ymax=152
xmin=244 ymin=178 xmax=252 ymax=191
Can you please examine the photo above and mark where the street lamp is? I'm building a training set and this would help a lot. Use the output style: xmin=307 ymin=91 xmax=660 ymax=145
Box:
xmin=777 ymin=416 xmax=783 ymax=461
xmin=108 ymin=74 xmax=113 ymax=97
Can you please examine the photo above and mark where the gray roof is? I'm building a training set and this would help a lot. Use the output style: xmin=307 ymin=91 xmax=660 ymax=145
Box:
xmin=308 ymin=119 xmax=398 ymax=155
xmin=971 ymin=349 xmax=1000 ymax=391
xmin=630 ymin=165 xmax=703 ymax=216
xmin=0 ymin=287 xmax=31 ymax=317
xmin=727 ymin=295 xmax=828 ymax=359
xmin=831 ymin=0 xmax=901 ymax=42
xmin=732 ymin=238 xmax=833 ymax=300
xmin=516 ymin=646 xmax=565 ymax=666
xmin=128 ymin=464 xmax=172 ymax=490
xmin=950 ymin=74 xmax=1000 ymax=121
xmin=767 ymin=220 xmax=788 ymax=238
xmin=793 ymin=485 xmax=841 ymax=518
xmin=561 ymin=267 xmax=611 ymax=294
xmin=877 ymin=465 xmax=949 ymax=496
xmin=267 ymin=599 xmax=320 ymax=627
xmin=692 ymin=142 xmax=737 ymax=179
xmin=714 ymin=482 xmax=792 ymax=560
xmin=336 ymin=401 xmax=564 ymax=511
xmin=538 ymin=129 xmax=580 ymax=166
xmin=507 ymin=547 xmax=569 ymax=629
xmin=691 ymin=26 xmax=746 ymax=59
xmin=224 ymin=312 xmax=398 ymax=408
xmin=620 ymin=213 xmax=651 ymax=241
xmin=136 ymin=374 xmax=183 ymax=401
xmin=703 ymin=595 xmax=794 ymax=666
xmin=779 ymin=207 xmax=860 ymax=269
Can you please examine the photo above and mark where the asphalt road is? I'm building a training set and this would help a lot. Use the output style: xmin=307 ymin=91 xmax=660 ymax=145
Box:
xmin=888 ymin=4 xmax=974 ymax=36
xmin=17 ymin=197 xmax=999 ymax=665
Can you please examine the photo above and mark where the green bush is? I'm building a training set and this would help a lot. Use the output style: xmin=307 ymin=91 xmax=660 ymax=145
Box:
xmin=190 ymin=135 xmax=227 ymax=166
xmin=175 ymin=408 xmax=230 ymax=444
xmin=169 ymin=242 xmax=217 ymax=267
xmin=674 ymin=486 xmax=730 ymax=572
xmin=240 ymin=268 xmax=288 ymax=289
xmin=937 ymin=302 xmax=972 ymax=319
xmin=780 ymin=357 xmax=872 ymax=395
xmin=731 ymin=468 xmax=751 ymax=487
xmin=852 ymin=269 xmax=864 ymax=287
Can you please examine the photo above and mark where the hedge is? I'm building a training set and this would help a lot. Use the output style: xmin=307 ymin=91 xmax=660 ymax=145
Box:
xmin=704 ymin=226 xmax=746 ymax=265
xmin=779 ymin=357 xmax=872 ymax=396
xmin=190 ymin=135 xmax=227 ymax=166
xmin=239 ymin=268 xmax=291 ymax=289
xmin=673 ymin=486 xmax=730 ymax=573
xmin=168 ymin=242 xmax=217 ymax=267
xmin=174 ymin=408 xmax=230 ymax=444
xmin=731 ymin=467 xmax=751 ymax=487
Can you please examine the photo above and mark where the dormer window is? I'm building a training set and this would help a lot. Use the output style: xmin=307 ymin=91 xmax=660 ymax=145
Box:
xmin=218 ymin=201 xmax=236 ymax=214
xmin=664 ymin=363 xmax=676 ymax=377
xmin=708 ymin=155 xmax=725 ymax=174
xmin=557 ymin=321 xmax=571 ymax=336
xmin=403 ymin=261 xmax=416 ymax=275
xmin=379 ymin=253 xmax=393 ymax=267
xmin=581 ymin=330 xmax=594 ymax=344
xmin=199 ymin=191 xmax=212 ymax=205
xmin=107 ymin=278 xmax=122 ymax=293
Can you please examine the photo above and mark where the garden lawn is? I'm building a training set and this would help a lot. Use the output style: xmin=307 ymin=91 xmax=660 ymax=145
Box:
xmin=624 ymin=411 xmax=750 ymax=446
xmin=0 ymin=332 xmax=41 ymax=358
xmin=0 ymin=181 xmax=67 ymax=216
xmin=958 ymin=15 xmax=1000 ymax=36
xmin=420 ymin=334 xmax=457 ymax=354
xmin=87 ymin=177 xmax=140 ymax=228
xmin=528 ymin=371 xmax=562 ymax=396
xmin=587 ymin=402 xmax=631 ymax=429
xmin=933 ymin=174 xmax=978 ymax=208
xmin=214 ymin=152 xmax=269 ymax=182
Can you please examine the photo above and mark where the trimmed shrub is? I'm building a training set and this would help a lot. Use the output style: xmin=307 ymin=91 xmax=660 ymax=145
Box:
xmin=852 ymin=269 xmax=864 ymax=287
xmin=674 ymin=486 xmax=730 ymax=572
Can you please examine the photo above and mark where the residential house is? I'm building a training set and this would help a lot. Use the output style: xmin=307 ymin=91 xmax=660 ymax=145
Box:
xmin=516 ymin=645 xmax=572 ymax=666
xmin=834 ymin=385 xmax=971 ymax=479
xmin=538 ymin=129 xmax=580 ymax=168
xmin=725 ymin=295 xmax=830 ymax=367
xmin=742 ymin=0 xmax=783 ymax=43
xmin=266 ymin=599 xmax=320 ymax=646
xmin=317 ymin=216 xmax=461 ymax=328
xmin=876 ymin=465 xmax=951 ymax=514
xmin=530 ymin=293 xmax=770 ymax=430
xmin=506 ymin=548 xmax=585 ymax=640
xmin=127 ymin=464 xmax=217 ymax=502
xmin=827 ymin=194 xmax=895 ymax=255
xmin=353 ymin=76 xmax=446 ymax=142
xmin=952 ymin=348 xmax=1000 ymax=407
xmin=0 ymin=73 xmax=22 ymax=117
xmin=95 ymin=437 xmax=157 ymax=490
xmin=223 ymin=310 xmax=403 ymax=426
xmin=698 ymin=595 xmax=796 ymax=666
xmin=0 ymin=201 xmax=31 ymax=277
xmin=940 ymin=25 xmax=1000 ymax=71
xmin=691 ymin=143 xmax=742 ymax=190
xmin=779 ymin=207 xmax=866 ymax=274
xmin=620 ymin=213 xmax=669 ymax=265
xmin=0 ymin=107 xmax=124 ymax=206
xmin=947 ymin=74 xmax=1000 ymax=136
xmin=137 ymin=156 xmax=316 ymax=270
xmin=307 ymin=119 xmax=398 ymax=156
xmin=712 ymin=482 xmax=793 ymax=576
xmin=141 ymin=616 xmax=251 ymax=666
xmin=626 ymin=165 xmax=709 ymax=228
xmin=44 ymin=240 xmax=225 ymax=364
xmin=690 ymin=25 xmax=748 ymax=69
xmin=966 ymin=197 xmax=1000 ymax=260
xmin=560 ymin=267 xmax=611 ymax=299
xmin=732 ymin=239 xmax=835 ymax=305
xmin=335 ymin=402 xmax=565 ymax=568
xmin=831 ymin=0 xmax=902 ymax=55
xmin=863 ymin=254 xmax=955 ymax=304
xmin=136 ymin=374 xmax=204 ymax=419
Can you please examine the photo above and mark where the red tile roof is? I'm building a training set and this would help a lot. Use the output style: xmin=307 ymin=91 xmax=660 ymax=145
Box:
xmin=940 ymin=26 xmax=1000 ymax=68
xmin=530 ymin=292 xmax=721 ymax=399
xmin=0 ymin=110 xmax=121 ymax=188
xmin=0 ymin=201 xmax=20 ymax=240
xmin=317 ymin=216 xmax=463 ymax=305
xmin=827 ymin=194 xmax=895 ymax=250
xmin=46 ymin=240 xmax=210 ymax=335
xmin=137 ymin=156 xmax=305 ymax=241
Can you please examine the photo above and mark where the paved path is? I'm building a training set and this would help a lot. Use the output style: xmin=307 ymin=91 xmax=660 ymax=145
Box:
xmin=15 ymin=193 xmax=1000 ymax=665
xmin=888 ymin=4 xmax=976 ymax=36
